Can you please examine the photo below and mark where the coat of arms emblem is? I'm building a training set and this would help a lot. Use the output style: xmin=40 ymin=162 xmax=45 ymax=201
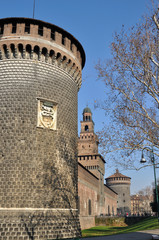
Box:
xmin=37 ymin=99 xmax=57 ymax=130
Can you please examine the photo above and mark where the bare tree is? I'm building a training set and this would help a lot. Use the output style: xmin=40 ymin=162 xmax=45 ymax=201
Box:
xmin=21 ymin=213 xmax=45 ymax=240
xmin=95 ymin=1 xmax=159 ymax=169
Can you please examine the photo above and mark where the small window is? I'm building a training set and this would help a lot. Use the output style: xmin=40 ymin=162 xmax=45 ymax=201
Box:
xmin=112 ymin=207 xmax=114 ymax=216
xmin=85 ymin=125 xmax=89 ymax=131
xmin=108 ymin=205 xmax=110 ymax=215
xmin=88 ymin=199 xmax=91 ymax=215
xmin=78 ymin=196 xmax=80 ymax=214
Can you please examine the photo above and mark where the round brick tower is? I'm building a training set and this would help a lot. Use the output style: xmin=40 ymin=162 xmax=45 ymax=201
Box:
xmin=0 ymin=18 xmax=85 ymax=240
xmin=106 ymin=169 xmax=131 ymax=216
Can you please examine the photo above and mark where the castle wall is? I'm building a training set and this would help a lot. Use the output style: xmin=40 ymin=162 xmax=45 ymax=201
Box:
xmin=78 ymin=163 xmax=117 ymax=229
xmin=103 ymin=185 xmax=117 ymax=216
xmin=78 ymin=163 xmax=98 ymax=229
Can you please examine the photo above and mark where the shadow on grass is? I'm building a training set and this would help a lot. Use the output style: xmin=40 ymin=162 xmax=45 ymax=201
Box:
xmin=82 ymin=217 xmax=159 ymax=237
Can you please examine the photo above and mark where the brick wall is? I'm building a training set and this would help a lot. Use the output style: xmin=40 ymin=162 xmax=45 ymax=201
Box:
xmin=78 ymin=163 xmax=117 ymax=229
xmin=78 ymin=163 xmax=98 ymax=229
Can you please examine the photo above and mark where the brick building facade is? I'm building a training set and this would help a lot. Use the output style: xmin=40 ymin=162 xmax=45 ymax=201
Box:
xmin=0 ymin=17 xmax=85 ymax=239
xmin=78 ymin=108 xmax=118 ymax=229
xmin=131 ymin=194 xmax=153 ymax=216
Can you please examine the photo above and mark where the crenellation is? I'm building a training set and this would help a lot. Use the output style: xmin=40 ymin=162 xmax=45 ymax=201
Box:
xmin=3 ymin=23 xmax=9 ymax=35
xmin=71 ymin=43 xmax=77 ymax=56
xmin=0 ymin=19 xmax=84 ymax=69
xmin=31 ymin=24 xmax=38 ymax=37
xmin=43 ymin=27 xmax=51 ymax=40
xmin=65 ymin=37 xmax=71 ymax=50
xmin=55 ymin=31 xmax=62 ymax=45
xmin=17 ymin=23 xmax=25 ymax=35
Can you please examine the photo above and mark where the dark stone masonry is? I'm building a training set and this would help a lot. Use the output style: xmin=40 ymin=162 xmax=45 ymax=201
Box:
xmin=0 ymin=17 xmax=85 ymax=239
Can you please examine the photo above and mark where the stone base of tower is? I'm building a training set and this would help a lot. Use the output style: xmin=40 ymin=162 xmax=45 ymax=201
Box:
xmin=0 ymin=209 xmax=81 ymax=240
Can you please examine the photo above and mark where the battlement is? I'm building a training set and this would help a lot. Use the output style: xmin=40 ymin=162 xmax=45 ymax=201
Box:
xmin=0 ymin=17 xmax=85 ymax=89
xmin=106 ymin=177 xmax=131 ymax=185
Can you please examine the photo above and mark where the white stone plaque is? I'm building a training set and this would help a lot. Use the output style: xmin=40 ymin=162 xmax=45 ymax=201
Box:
xmin=37 ymin=99 xmax=57 ymax=130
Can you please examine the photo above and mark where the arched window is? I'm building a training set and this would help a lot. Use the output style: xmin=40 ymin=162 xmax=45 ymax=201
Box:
xmin=26 ymin=44 xmax=31 ymax=58
xmin=88 ymin=199 xmax=91 ymax=215
xmin=18 ymin=44 xmax=23 ymax=58
xmin=42 ymin=47 xmax=47 ymax=56
xmin=85 ymin=125 xmax=89 ymax=131
xmin=3 ymin=45 xmax=7 ymax=58
xmin=108 ymin=205 xmax=110 ymax=216
xmin=34 ymin=45 xmax=39 ymax=54
xmin=34 ymin=45 xmax=40 ymax=60
xmin=10 ymin=44 xmax=15 ymax=58
xmin=78 ymin=196 xmax=80 ymax=214
xmin=112 ymin=207 xmax=114 ymax=216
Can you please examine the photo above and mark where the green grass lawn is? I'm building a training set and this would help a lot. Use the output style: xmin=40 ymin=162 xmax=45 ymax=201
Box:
xmin=82 ymin=217 xmax=159 ymax=238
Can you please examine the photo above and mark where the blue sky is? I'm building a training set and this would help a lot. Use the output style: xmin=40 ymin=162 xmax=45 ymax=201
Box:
xmin=0 ymin=0 xmax=158 ymax=194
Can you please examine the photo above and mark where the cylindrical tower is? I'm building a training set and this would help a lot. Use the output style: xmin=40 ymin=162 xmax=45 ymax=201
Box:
xmin=106 ymin=169 xmax=131 ymax=216
xmin=0 ymin=18 xmax=85 ymax=239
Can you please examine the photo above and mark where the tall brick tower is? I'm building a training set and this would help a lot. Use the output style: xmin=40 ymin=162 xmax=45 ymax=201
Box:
xmin=0 ymin=18 xmax=85 ymax=239
xmin=78 ymin=107 xmax=105 ymax=214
